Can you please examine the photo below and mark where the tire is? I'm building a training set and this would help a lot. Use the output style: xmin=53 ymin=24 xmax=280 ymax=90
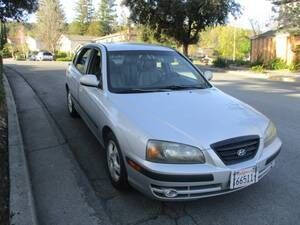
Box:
xmin=105 ymin=132 xmax=129 ymax=189
xmin=67 ymin=90 xmax=78 ymax=117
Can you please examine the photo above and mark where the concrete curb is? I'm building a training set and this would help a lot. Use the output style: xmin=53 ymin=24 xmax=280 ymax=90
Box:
xmin=4 ymin=65 xmax=112 ymax=225
xmin=3 ymin=74 xmax=39 ymax=225
xmin=228 ymin=70 xmax=300 ymax=82
xmin=199 ymin=65 xmax=300 ymax=83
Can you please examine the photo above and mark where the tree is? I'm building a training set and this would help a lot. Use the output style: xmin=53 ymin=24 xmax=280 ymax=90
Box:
xmin=75 ymin=0 xmax=94 ymax=35
xmin=97 ymin=0 xmax=116 ymax=36
xmin=271 ymin=0 xmax=300 ymax=34
xmin=0 ymin=0 xmax=38 ymax=22
xmin=0 ymin=23 xmax=6 ymax=50
xmin=1 ymin=0 xmax=38 ymax=77
xmin=249 ymin=19 xmax=262 ymax=36
xmin=200 ymin=26 xmax=252 ymax=60
xmin=137 ymin=25 xmax=177 ymax=48
xmin=124 ymin=0 xmax=241 ymax=56
xmin=4 ymin=23 xmax=31 ymax=58
xmin=86 ymin=21 xmax=101 ymax=36
xmin=0 ymin=22 xmax=7 ymax=77
xmin=68 ymin=21 xmax=82 ymax=35
xmin=36 ymin=0 xmax=65 ymax=53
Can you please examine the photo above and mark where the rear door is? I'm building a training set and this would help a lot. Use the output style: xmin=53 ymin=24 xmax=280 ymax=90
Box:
xmin=67 ymin=48 xmax=93 ymax=101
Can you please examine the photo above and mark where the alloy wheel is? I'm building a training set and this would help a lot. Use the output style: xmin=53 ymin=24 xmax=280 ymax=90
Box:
xmin=107 ymin=140 xmax=121 ymax=182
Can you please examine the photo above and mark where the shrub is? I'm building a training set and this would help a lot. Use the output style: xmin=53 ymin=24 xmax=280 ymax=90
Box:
xmin=288 ymin=63 xmax=300 ymax=72
xmin=56 ymin=57 xmax=72 ymax=62
xmin=250 ymin=58 xmax=289 ymax=72
xmin=2 ymin=44 xmax=12 ymax=58
xmin=232 ymin=59 xmax=250 ymax=66
xmin=55 ymin=51 xmax=68 ymax=58
xmin=265 ymin=58 xmax=288 ymax=70
xmin=15 ymin=53 xmax=26 ymax=61
xmin=213 ymin=57 xmax=229 ymax=68
xmin=251 ymin=65 xmax=265 ymax=73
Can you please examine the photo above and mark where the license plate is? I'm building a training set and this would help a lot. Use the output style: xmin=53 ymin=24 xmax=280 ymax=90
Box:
xmin=230 ymin=167 xmax=257 ymax=189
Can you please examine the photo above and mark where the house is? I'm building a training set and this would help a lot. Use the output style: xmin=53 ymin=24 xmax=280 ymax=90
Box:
xmin=57 ymin=34 xmax=98 ymax=53
xmin=250 ymin=30 xmax=300 ymax=65
xmin=7 ymin=26 xmax=26 ymax=46
xmin=25 ymin=36 xmax=42 ymax=52
xmin=58 ymin=31 xmax=138 ymax=54
xmin=94 ymin=31 xmax=137 ymax=43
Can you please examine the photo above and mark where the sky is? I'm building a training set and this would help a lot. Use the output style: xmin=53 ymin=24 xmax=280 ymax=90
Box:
xmin=29 ymin=0 xmax=275 ymax=32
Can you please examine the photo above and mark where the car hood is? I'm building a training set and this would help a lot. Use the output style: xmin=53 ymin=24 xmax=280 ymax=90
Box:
xmin=110 ymin=88 xmax=269 ymax=149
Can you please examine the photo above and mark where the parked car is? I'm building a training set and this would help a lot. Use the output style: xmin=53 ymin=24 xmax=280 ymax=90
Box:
xmin=65 ymin=43 xmax=282 ymax=201
xmin=36 ymin=51 xmax=53 ymax=61
xmin=200 ymin=55 xmax=214 ymax=65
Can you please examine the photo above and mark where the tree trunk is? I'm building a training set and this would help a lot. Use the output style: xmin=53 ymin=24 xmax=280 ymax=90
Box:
xmin=0 ymin=54 xmax=3 ymax=75
xmin=183 ymin=43 xmax=189 ymax=57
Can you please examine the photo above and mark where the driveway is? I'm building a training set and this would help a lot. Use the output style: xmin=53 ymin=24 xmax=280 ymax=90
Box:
xmin=4 ymin=60 xmax=300 ymax=225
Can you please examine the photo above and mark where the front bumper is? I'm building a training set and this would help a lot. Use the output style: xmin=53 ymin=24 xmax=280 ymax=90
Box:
xmin=126 ymin=137 xmax=282 ymax=201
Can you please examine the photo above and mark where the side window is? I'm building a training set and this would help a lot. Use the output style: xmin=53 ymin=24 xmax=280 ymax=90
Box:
xmin=169 ymin=57 xmax=198 ymax=80
xmin=87 ymin=49 xmax=102 ymax=78
xmin=75 ymin=48 xmax=93 ymax=74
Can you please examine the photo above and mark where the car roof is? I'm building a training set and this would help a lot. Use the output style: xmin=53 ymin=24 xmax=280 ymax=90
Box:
xmin=93 ymin=42 xmax=175 ymax=52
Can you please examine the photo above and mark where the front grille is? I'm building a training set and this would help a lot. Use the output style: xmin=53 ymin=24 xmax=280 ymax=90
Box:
xmin=211 ymin=135 xmax=260 ymax=165
xmin=150 ymin=184 xmax=222 ymax=199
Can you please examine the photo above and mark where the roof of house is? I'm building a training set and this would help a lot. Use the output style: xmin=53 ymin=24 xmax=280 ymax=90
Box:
xmin=251 ymin=30 xmax=277 ymax=40
xmin=25 ymin=35 xmax=41 ymax=42
xmin=94 ymin=31 xmax=137 ymax=41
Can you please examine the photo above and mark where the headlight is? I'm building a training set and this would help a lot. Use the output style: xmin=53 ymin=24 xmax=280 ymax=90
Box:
xmin=264 ymin=121 xmax=277 ymax=148
xmin=146 ymin=140 xmax=205 ymax=164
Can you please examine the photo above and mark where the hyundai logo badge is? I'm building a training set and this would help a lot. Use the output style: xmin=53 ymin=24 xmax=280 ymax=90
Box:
xmin=237 ymin=149 xmax=247 ymax=157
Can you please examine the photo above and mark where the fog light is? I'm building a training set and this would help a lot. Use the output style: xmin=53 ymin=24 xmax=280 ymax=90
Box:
xmin=163 ymin=189 xmax=178 ymax=198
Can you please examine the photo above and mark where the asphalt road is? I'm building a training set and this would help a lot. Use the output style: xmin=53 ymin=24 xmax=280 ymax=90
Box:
xmin=4 ymin=60 xmax=300 ymax=225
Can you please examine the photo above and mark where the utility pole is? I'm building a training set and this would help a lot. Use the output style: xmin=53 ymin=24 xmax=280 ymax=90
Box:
xmin=233 ymin=26 xmax=236 ymax=61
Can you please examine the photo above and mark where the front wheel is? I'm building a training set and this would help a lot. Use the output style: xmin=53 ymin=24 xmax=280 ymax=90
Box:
xmin=67 ymin=91 xmax=78 ymax=117
xmin=105 ymin=132 xmax=128 ymax=189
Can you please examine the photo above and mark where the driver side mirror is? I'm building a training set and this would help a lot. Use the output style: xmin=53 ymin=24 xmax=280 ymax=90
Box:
xmin=80 ymin=74 xmax=101 ymax=88
xmin=204 ymin=71 xmax=213 ymax=81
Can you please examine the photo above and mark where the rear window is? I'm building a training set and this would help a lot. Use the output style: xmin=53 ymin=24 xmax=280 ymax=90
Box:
xmin=44 ymin=52 xmax=52 ymax=56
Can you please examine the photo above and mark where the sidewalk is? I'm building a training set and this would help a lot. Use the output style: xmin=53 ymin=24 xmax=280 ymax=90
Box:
xmin=5 ymin=68 xmax=112 ymax=225
xmin=199 ymin=65 xmax=300 ymax=83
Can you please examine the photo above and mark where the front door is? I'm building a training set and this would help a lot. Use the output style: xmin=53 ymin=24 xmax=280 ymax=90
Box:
xmin=70 ymin=48 xmax=93 ymax=101
xmin=78 ymin=47 xmax=106 ymax=141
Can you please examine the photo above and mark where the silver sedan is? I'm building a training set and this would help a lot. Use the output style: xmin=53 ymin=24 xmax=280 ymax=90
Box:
xmin=65 ymin=43 xmax=281 ymax=200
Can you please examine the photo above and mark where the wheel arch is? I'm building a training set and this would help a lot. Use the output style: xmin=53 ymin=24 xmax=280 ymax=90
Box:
xmin=102 ymin=125 xmax=114 ymax=145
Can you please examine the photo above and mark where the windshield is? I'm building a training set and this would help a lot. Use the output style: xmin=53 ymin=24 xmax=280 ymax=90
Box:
xmin=107 ymin=50 xmax=211 ymax=93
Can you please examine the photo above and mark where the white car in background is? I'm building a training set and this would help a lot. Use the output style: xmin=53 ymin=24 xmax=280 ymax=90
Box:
xmin=36 ymin=51 xmax=53 ymax=61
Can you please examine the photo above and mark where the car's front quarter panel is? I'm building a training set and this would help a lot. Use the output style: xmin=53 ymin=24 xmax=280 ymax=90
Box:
xmin=107 ymin=91 xmax=282 ymax=200
xmin=103 ymin=95 xmax=150 ymax=161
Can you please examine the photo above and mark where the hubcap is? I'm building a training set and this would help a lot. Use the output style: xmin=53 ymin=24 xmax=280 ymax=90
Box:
xmin=107 ymin=140 xmax=121 ymax=182
xmin=68 ymin=92 xmax=73 ymax=113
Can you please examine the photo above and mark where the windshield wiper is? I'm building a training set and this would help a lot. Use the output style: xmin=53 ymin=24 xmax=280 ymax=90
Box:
xmin=159 ymin=85 xmax=206 ymax=90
